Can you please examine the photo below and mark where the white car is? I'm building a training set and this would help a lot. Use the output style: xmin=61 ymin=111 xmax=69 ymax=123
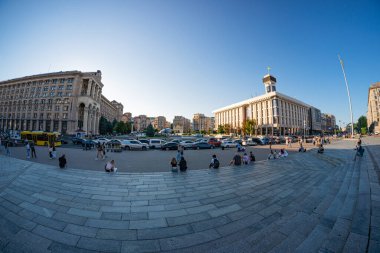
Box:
xmin=149 ymin=139 xmax=166 ymax=149
xmin=179 ymin=140 xmax=195 ymax=149
xmin=94 ymin=137 xmax=110 ymax=144
xmin=121 ymin=140 xmax=149 ymax=151
xmin=221 ymin=141 xmax=238 ymax=148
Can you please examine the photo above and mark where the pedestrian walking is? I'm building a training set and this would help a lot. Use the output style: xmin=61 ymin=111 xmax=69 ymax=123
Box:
xmin=48 ymin=144 xmax=53 ymax=159
xmin=30 ymin=141 xmax=37 ymax=158
xmin=209 ymin=154 xmax=220 ymax=169
xmin=25 ymin=141 xmax=31 ymax=159
xmin=4 ymin=140 xmax=10 ymax=156
xmin=176 ymin=150 xmax=182 ymax=163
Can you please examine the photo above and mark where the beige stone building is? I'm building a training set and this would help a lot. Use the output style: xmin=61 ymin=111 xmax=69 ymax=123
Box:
xmin=367 ymin=82 xmax=380 ymax=133
xmin=0 ymin=70 xmax=123 ymax=135
xmin=192 ymin=113 xmax=214 ymax=132
xmin=100 ymin=96 xmax=123 ymax=122
xmin=213 ymin=74 xmax=320 ymax=136
xmin=152 ymin=116 xmax=166 ymax=130
xmin=121 ymin=112 xmax=132 ymax=124
xmin=133 ymin=115 xmax=151 ymax=132
xmin=173 ymin=116 xmax=191 ymax=134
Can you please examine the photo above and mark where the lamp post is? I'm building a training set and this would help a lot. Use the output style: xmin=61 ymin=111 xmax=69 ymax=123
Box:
xmin=303 ymin=120 xmax=306 ymax=140
xmin=338 ymin=55 xmax=354 ymax=138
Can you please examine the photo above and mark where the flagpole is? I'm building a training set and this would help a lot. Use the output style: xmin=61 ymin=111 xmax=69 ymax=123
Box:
xmin=338 ymin=55 xmax=354 ymax=137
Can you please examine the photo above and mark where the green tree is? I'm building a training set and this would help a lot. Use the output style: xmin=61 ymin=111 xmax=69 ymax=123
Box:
xmin=99 ymin=116 xmax=109 ymax=135
xmin=114 ymin=121 xmax=128 ymax=134
xmin=361 ymin=127 xmax=367 ymax=135
xmin=146 ymin=124 xmax=155 ymax=137
xmin=357 ymin=116 xmax=367 ymax=129
xmin=243 ymin=119 xmax=256 ymax=136
xmin=217 ymin=125 xmax=225 ymax=134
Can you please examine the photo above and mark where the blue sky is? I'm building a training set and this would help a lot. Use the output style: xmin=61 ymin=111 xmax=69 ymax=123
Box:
xmin=0 ymin=0 xmax=379 ymax=125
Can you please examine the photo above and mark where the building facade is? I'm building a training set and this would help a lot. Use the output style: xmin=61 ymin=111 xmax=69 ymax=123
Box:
xmin=152 ymin=116 xmax=166 ymax=131
xmin=193 ymin=113 xmax=214 ymax=133
xmin=121 ymin=112 xmax=132 ymax=124
xmin=173 ymin=116 xmax=191 ymax=134
xmin=133 ymin=115 xmax=151 ymax=132
xmin=321 ymin=113 xmax=336 ymax=133
xmin=368 ymin=82 xmax=380 ymax=134
xmin=213 ymin=74 xmax=321 ymax=136
xmin=0 ymin=70 xmax=122 ymax=135
xmin=100 ymin=96 xmax=123 ymax=123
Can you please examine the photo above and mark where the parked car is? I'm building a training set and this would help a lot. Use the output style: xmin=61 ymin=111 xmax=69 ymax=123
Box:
xmin=138 ymin=139 xmax=150 ymax=145
xmin=81 ymin=139 xmax=96 ymax=148
xmin=208 ymin=138 xmax=221 ymax=147
xmin=195 ymin=138 xmax=208 ymax=143
xmin=242 ymin=138 xmax=261 ymax=146
xmin=149 ymin=139 xmax=166 ymax=149
xmin=72 ymin=137 xmax=83 ymax=145
xmin=191 ymin=142 xmax=214 ymax=149
xmin=94 ymin=137 xmax=110 ymax=145
xmin=221 ymin=141 xmax=238 ymax=148
xmin=161 ymin=142 xmax=179 ymax=150
xmin=179 ymin=140 xmax=195 ymax=149
xmin=121 ymin=140 xmax=149 ymax=150
xmin=233 ymin=139 xmax=243 ymax=145
xmin=260 ymin=137 xmax=270 ymax=145
xmin=170 ymin=139 xmax=182 ymax=144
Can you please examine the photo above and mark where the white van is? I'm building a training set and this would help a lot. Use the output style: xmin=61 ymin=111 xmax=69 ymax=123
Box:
xmin=149 ymin=139 xmax=166 ymax=149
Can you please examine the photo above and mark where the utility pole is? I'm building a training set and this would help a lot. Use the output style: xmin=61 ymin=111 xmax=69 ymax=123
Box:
xmin=338 ymin=55 xmax=354 ymax=137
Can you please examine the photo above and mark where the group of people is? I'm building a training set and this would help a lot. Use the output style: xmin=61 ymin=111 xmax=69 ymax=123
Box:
xmin=229 ymin=151 xmax=256 ymax=166
xmin=170 ymin=150 xmax=187 ymax=172
xmin=268 ymin=149 xmax=289 ymax=159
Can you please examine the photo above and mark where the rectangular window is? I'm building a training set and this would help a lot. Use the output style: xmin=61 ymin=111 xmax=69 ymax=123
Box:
xmin=58 ymin=85 xmax=64 ymax=90
xmin=63 ymin=106 xmax=69 ymax=111
xmin=40 ymin=113 xmax=44 ymax=118
xmin=45 ymin=80 xmax=50 ymax=84
xmin=33 ymin=113 xmax=37 ymax=118
xmin=47 ymin=113 xmax=51 ymax=119
xmin=63 ymin=113 xmax=68 ymax=119
xmin=60 ymin=78 xmax=65 ymax=83
xmin=54 ymin=113 xmax=59 ymax=119
xmin=66 ymin=92 xmax=72 ymax=97
xmin=50 ymin=92 xmax=55 ymax=96
xmin=55 ymin=106 xmax=60 ymax=111
xmin=39 ymin=81 xmax=43 ymax=85
xmin=68 ymin=78 xmax=74 ymax=83
xmin=50 ymin=86 xmax=56 ymax=91
xmin=66 ymin=85 xmax=73 ymax=90
xmin=43 ymin=86 xmax=48 ymax=91
xmin=53 ymin=79 xmax=58 ymax=84
xmin=57 ymin=92 xmax=62 ymax=97
xmin=32 ymin=81 xmax=37 ymax=85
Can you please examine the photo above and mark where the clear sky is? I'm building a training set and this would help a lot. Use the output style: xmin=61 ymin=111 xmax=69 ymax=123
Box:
xmin=0 ymin=0 xmax=379 ymax=125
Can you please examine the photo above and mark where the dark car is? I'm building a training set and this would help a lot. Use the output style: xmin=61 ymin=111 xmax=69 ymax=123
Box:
xmin=161 ymin=142 xmax=179 ymax=150
xmin=72 ymin=137 xmax=83 ymax=145
xmin=251 ymin=137 xmax=263 ymax=145
xmin=138 ymin=139 xmax=150 ymax=145
xmin=81 ymin=139 xmax=96 ymax=149
xmin=208 ymin=138 xmax=221 ymax=147
xmin=192 ymin=142 xmax=214 ymax=150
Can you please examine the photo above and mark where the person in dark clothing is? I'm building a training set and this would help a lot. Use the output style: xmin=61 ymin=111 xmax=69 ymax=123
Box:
xmin=230 ymin=153 xmax=242 ymax=166
xmin=179 ymin=157 xmax=187 ymax=172
xmin=59 ymin=155 xmax=67 ymax=168
xmin=30 ymin=141 xmax=37 ymax=158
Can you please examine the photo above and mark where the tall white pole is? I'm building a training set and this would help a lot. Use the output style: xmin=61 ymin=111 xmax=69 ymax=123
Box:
xmin=338 ymin=55 xmax=354 ymax=137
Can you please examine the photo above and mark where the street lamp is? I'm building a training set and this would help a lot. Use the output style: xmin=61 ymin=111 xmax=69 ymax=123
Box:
xmin=303 ymin=120 xmax=306 ymax=139
xmin=338 ymin=55 xmax=354 ymax=138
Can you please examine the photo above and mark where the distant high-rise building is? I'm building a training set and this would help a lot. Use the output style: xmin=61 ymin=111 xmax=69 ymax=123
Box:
xmin=193 ymin=113 xmax=214 ymax=133
xmin=133 ymin=115 xmax=150 ymax=131
xmin=368 ymin=82 xmax=380 ymax=133
xmin=152 ymin=116 xmax=166 ymax=130
xmin=173 ymin=116 xmax=191 ymax=133
xmin=121 ymin=112 xmax=132 ymax=123
xmin=321 ymin=113 xmax=336 ymax=133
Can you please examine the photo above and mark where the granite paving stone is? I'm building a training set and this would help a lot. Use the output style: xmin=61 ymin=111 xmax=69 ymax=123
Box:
xmin=0 ymin=138 xmax=378 ymax=252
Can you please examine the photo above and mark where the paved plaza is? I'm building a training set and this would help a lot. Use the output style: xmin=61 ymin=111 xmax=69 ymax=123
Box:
xmin=7 ymin=143 xmax=308 ymax=173
xmin=0 ymin=138 xmax=379 ymax=252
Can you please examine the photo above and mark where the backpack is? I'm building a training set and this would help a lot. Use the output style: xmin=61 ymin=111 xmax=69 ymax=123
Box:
xmin=213 ymin=159 xmax=220 ymax=169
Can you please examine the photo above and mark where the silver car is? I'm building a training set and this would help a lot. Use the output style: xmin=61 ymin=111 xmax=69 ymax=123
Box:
xmin=121 ymin=140 xmax=149 ymax=151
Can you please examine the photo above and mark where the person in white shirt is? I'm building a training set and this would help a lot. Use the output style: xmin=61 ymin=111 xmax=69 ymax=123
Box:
xmin=105 ymin=160 xmax=117 ymax=172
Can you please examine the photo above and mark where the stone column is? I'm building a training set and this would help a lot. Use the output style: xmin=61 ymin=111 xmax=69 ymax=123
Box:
xmin=83 ymin=107 xmax=89 ymax=133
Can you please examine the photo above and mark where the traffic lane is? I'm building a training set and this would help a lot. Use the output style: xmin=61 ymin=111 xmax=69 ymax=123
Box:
xmin=7 ymin=144 xmax=309 ymax=173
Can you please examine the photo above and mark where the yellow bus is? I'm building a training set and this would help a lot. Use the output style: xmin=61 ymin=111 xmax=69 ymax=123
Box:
xmin=20 ymin=131 xmax=62 ymax=147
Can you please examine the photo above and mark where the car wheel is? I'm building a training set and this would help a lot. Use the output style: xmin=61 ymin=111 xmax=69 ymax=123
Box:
xmin=126 ymin=146 xmax=131 ymax=150
xmin=142 ymin=146 xmax=147 ymax=151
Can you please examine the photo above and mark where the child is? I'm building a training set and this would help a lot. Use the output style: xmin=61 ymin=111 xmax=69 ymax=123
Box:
xmin=170 ymin=157 xmax=178 ymax=172
xmin=242 ymin=153 xmax=249 ymax=165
